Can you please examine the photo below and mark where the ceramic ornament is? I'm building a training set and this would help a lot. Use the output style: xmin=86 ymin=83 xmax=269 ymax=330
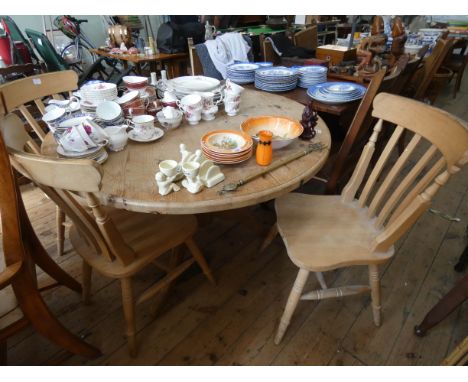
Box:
xmin=198 ymin=159 xmax=225 ymax=188
xmin=155 ymin=172 xmax=180 ymax=196
xmin=181 ymin=161 xmax=204 ymax=194
xmin=186 ymin=149 xmax=204 ymax=164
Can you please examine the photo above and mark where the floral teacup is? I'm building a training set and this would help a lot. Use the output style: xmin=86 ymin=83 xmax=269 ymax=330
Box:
xmin=177 ymin=94 xmax=202 ymax=113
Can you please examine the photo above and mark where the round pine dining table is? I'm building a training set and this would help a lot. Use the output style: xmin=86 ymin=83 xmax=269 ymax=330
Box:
xmin=41 ymin=89 xmax=331 ymax=215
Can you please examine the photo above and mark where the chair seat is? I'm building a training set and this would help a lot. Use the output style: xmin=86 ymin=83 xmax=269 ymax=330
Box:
xmin=275 ymin=193 xmax=394 ymax=272
xmin=70 ymin=208 xmax=198 ymax=278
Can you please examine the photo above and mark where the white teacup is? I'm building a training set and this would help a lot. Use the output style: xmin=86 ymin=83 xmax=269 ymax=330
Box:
xmin=59 ymin=126 xmax=90 ymax=152
xmin=200 ymin=92 xmax=223 ymax=111
xmin=225 ymin=79 xmax=244 ymax=95
xmin=224 ymin=100 xmax=240 ymax=117
xmin=81 ymin=120 xmax=109 ymax=144
xmin=96 ymin=101 xmax=122 ymax=122
xmin=159 ymin=159 xmax=178 ymax=177
xmin=184 ymin=108 xmax=202 ymax=125
xmin=131 ymin=114 xmax=155 ymax=138
xmin=201 ymin=105 xmax=218 ymax=121
xmin=42 ymin=107 xmax=66 ymax=128
xmin=182 ymin=161 xmax=200 ymax=178
xmin=177 ymin=94 xmax=202 ymax=113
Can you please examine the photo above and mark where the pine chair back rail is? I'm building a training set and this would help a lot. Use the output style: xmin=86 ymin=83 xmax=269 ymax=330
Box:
xmin=325 ymin=63 xmax=407 ymax=195
xmin=0 ymin=127 xmax=100 ymax=365
xmin=0 ymin=112 xmax=216 ymax=356
xmin=273 ymin=92 xmax=468 ymax=344
xmin=0 ymin=70 xmax=78 ymax=140
xmin=0 ymin=70 xmax=79 ymax=257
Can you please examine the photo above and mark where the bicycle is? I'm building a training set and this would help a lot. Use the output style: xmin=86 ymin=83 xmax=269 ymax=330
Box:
xmin=53 ymin=15 xmax=96 ymax=72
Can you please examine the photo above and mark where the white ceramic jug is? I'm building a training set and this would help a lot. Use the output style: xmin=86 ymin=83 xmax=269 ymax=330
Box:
xmin=105 ymin=125 xmax=128 ymax=152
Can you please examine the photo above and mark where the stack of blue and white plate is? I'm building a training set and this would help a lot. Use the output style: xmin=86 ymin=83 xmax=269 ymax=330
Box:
xmin=295 ymin=65 xmax=328 ymax=88
xmin=307 ymin=82 xmax=366 ymax=104
xmin=226 ymin=63 xmax=260 ymax=84
xmin=255 ymin=67 xmax=298 ymax=92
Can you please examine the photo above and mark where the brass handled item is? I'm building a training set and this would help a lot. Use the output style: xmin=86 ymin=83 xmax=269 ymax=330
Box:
xmin=219 ymin=142 xmax=328 ymax=194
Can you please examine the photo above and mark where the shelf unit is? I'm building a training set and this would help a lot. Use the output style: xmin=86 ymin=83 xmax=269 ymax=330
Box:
xmin=317 ymin=20 xmax=339 ymax=46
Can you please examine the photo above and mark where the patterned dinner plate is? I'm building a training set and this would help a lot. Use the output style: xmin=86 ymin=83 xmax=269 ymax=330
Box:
xmin=201 ymin=130 xmax=253 ymax=154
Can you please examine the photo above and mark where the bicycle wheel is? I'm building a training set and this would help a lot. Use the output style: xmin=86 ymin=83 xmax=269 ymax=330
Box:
xmin=61 ymin=42 xmax=96 ymax=72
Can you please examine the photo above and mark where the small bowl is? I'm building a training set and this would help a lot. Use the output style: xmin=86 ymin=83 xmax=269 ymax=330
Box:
xmin=96 ymin=101 xmax=122 ymax=121
xmin=240 ymin=115 xmax=304 ymax=149
xmin=156 ymin=109 xmax=183 ymax=130
xmin=123 ymin=75 xmax=149 ymax=89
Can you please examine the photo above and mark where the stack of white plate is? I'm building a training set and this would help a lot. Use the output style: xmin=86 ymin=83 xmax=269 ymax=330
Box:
xmin=226 ymin=63 xmax=260 ymax=84
xmin=307 ymin=82 xmax=367 ymax=104
xmin=162 ymin=76 xmax=222 ymax=99
xmin=80 ymin=83 xmax=118 ymax=105
xmin=255 ymin=67 xmax=298 ymax=92
xmin=57 ymin=145 xmax=108 ymax=164
xmin=80 ymin=100 xmax=98 ymax=116
xmin=295 ymin=65 xmax=328 ymax=88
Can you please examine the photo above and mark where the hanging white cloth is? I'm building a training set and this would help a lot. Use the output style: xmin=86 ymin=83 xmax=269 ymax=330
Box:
xmin=204 ymin=32 xmax=251 ymax=79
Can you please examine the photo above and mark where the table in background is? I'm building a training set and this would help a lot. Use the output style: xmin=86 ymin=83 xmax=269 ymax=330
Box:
xmin=90 ymin=49 xmax=188 ymax=78
xmin=41 ymin=89 xmax=331 ymax=215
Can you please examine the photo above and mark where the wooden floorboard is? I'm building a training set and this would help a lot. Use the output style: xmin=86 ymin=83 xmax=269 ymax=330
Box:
xmin=1 ymin=74 xmax=467 ymax=366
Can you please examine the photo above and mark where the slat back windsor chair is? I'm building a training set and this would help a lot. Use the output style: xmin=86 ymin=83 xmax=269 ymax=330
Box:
xmin=1 ymin=112 xmax=215 ymax=357
xmin=274 ymin=93 xmax=468 ymax=344
xmin=0 ymin=70 xmax=79 ymax=256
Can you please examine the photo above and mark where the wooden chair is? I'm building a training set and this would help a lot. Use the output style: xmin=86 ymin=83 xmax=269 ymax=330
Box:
xmin=259 ymin=68 xmax=404 ymax=253
xmin=0 ymin=113 xmax=216 ymax=357
xmin=0 ymin=70 xmax=79 ymax=257
xmin=412 ymin=37 xmax=455 ymax=102
xmin=444 ymin=39 xmax=468 ymax=99
xmin=293 ymin=26 xmax=318 ymax=51
xmin=392 ymin=46 xmax=429 ymax=96
xmin=273 ymin=92 xmax=468 ymax=344
xmin=0 ymin=123 xmax=100 ymax=365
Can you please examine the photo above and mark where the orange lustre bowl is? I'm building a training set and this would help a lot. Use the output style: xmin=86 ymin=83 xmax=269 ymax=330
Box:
xmin=240 ymin=115 xmax=303 ymax=149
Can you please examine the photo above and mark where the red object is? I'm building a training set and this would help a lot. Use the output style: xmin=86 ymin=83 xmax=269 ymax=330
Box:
xmin=14 ymin=41 xmax=32 ymax=64
xmin=0 ymin=35 xmax=12 ymax=65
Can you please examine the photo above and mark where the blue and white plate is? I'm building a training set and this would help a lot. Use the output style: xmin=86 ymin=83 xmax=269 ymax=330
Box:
xmin=307 ymin=82 xmax=366 ymax=104
xmin=227 ymin=63 xmax=260 ymax=84
xmin=294 ymin=65 xmax=328 ymax=88
xmin=254 ymin=66 xmax=298 ymax=92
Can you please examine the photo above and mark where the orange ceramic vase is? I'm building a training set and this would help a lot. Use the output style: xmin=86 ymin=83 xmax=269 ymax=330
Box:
xmin=256 ymin=130 xmax=273 ymax=166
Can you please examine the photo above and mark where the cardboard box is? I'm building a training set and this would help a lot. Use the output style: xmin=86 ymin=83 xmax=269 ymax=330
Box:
xmin=316 ymin=45 xmax=357 ymax=66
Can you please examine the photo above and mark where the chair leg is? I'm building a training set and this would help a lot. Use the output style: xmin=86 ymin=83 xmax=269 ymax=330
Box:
xmin=56 ymin=207 xmax=66 ymax=256
xmin=369 ymin=264 xmax=381 ymax=327
xmin=315 ymin=272 xmax=327 ymax=289
xmin=454 ymin=70 xmax=464 ymax=97
xmin=82 ymin=260 xmax=92 ymax=305
xmin=0 ymin=341 xmax=7 ymax=366
xmin=15 ymin=275 xmax=100 ymax=359
xmin=275 ymin=268 xmax=310 ymax=345
xmin=185 ymin=237 xmax=216 ymax=285
xmin=120 ymin=277 xmax=137 ymax=357
xmin=259 ymin=223 xmax=278 ymax=253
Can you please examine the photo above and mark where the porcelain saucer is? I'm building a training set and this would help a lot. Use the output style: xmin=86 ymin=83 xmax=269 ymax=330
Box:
xmin=128 ymin=128 xmax=164 ymax=143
